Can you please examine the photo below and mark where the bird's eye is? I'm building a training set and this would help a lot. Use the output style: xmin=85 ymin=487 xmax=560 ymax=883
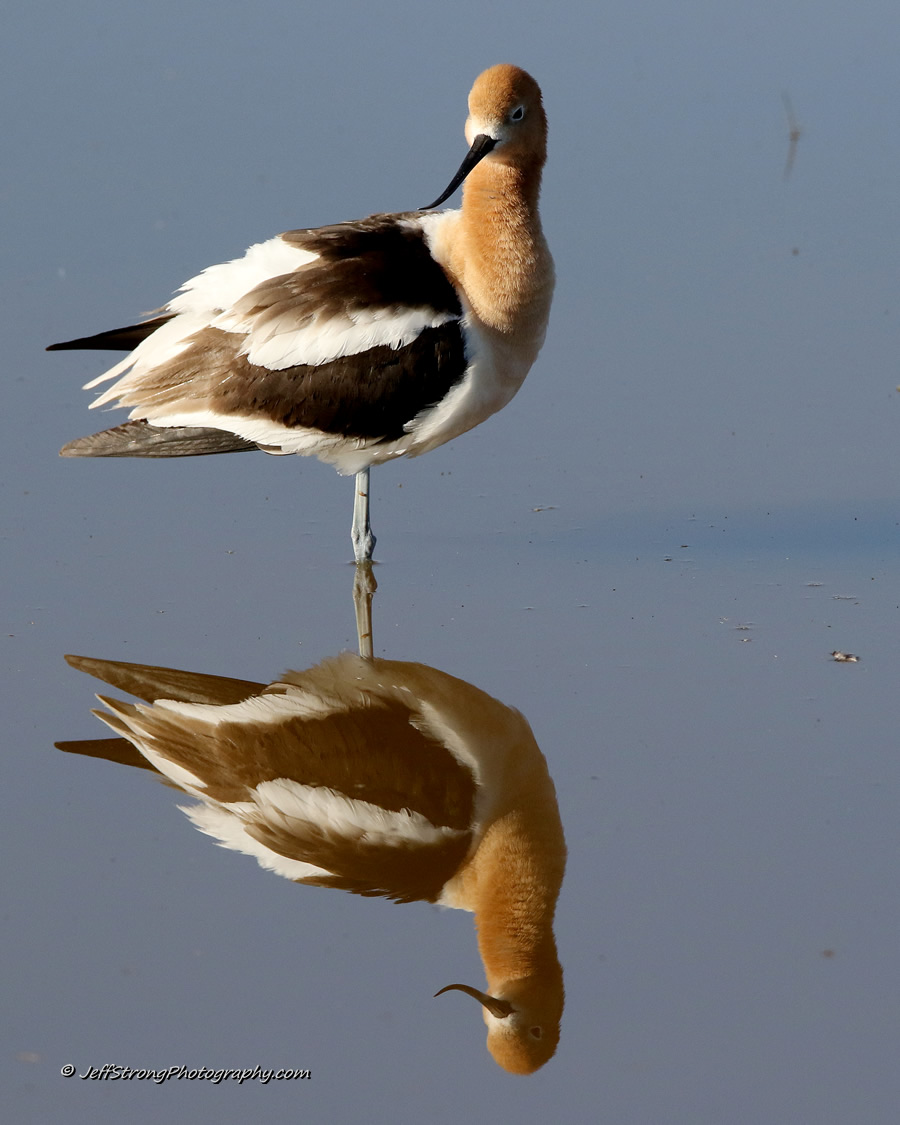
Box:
xmin=510 ymin=105 xmax=525 ymax=122
xmin=529 ymin=1026 xmax=542 ymax=1039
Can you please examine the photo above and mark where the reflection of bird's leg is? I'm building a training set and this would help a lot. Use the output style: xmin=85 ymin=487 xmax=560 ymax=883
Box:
xmin=353 ymin=559 xmax=378 ymax=660
xmin=782 ymin=91 xmax=802 ymax=181
xmin=351 ymin=467 xmax=376 ymax=562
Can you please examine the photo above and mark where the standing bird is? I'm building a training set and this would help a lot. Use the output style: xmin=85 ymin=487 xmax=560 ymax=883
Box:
xmin=50 ymin=64 xmax=554 ymax=561
xmin=58 ymin=651 xmax=567 ymax=1074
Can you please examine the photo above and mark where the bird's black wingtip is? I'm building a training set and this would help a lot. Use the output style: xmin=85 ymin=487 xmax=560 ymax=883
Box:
xmin=45 ymin=315 xmax=175 ymax=353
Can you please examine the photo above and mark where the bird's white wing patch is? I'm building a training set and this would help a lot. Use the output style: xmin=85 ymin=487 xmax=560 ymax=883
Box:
xmin=168 ymin=237 xmax=319 ymax=318
xmin=180 ymin=776 xmax=461 ymax=885
xmin=151 ymin=691 xmax=335 ymax=727
xmin=182 ymin=802 xmax=332 ymax=881
xmin=232 ymin=306 xmax=458 ymax=370
xmin=84 ymin=313 xmax=210 ymax=399
xmin=253 ymin=778 xmax=458 ymax=849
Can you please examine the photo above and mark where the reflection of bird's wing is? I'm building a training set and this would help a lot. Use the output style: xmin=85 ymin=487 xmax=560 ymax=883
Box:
xmin=187 ymin=780 xmax=472 ymax=904
xmin=61 ymin=653 xmax=479 ymax=905
xmin=57 ymin=654 xmax=267 ymax=779
xmin=56 ymin=735 xmax=163 ymax=775
xmin=63 ymin=653 xmax=264 ymax=704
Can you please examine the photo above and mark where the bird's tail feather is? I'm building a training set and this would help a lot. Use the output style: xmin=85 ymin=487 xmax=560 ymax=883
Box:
xmin=60 ymin=420 xmax=258 ymax=458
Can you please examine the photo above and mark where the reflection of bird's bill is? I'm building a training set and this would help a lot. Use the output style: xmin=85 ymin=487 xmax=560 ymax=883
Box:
xmin=434 ymin=982 xmax=513 ymax=1017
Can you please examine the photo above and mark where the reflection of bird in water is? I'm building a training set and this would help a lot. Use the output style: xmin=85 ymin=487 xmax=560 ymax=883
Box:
xmin=59 ymin=651 xmax=566 ymax=1074
xmin=48 ymin=63 xmax=554 ymax=562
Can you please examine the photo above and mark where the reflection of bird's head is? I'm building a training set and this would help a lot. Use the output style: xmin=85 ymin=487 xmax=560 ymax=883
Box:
xmin=436 ymin=970 xmax=564 ymax=1074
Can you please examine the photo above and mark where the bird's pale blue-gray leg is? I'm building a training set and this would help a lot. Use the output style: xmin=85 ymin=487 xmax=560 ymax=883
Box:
xmin=351 ymin=467 xmax=376 ymax=562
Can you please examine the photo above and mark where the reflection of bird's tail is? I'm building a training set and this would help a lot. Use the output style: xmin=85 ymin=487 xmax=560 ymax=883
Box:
xmin=61 ymin=653 xmax=264 ymax=704
xmin=55 ymin=653 xmax=266 ymax=782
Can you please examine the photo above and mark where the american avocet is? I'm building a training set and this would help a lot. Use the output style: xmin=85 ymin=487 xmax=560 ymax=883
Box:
xmin=50 ymin=64 xmax=553 ymax=561
xmin=59 ymin=651 xmax=566 ymax=1073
